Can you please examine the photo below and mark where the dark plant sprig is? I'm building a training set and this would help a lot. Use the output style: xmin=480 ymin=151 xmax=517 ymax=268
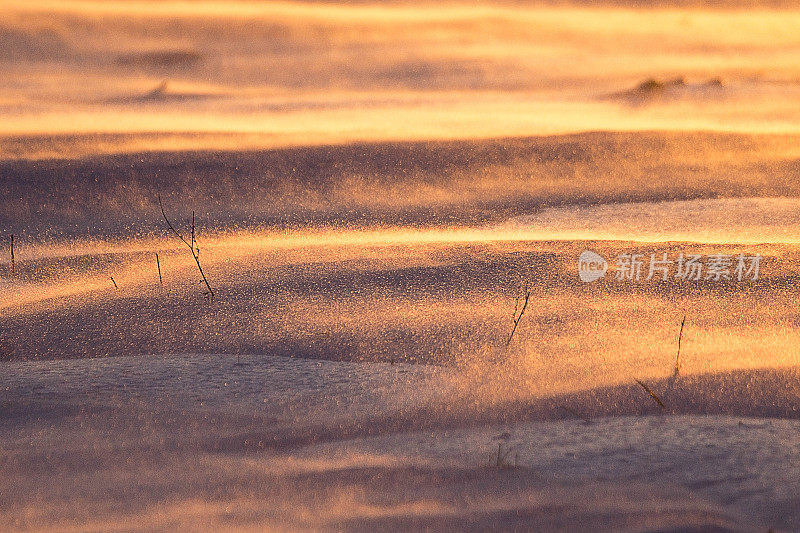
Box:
xmin=506 ymin=280 xmax=531 ymax=347
xmin=634 ymin=378 xmax=665 ymax=409
xmin=158 ymin=195 xmax=214 ymax=300
xmin=674 ymin=313 xmax=686 ymax=378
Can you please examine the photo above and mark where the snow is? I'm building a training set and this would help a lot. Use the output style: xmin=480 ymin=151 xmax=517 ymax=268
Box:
xmin=3 ymin=1 xmax=800 ymax=529
xmin=1 ymin=354 xmax=798 ymax=531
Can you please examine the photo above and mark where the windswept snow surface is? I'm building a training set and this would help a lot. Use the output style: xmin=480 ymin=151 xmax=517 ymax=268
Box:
xmin=4 ymin=1 xmax=800 ymax=530
xmin=1 ymin=354 xmax=798 ymax=531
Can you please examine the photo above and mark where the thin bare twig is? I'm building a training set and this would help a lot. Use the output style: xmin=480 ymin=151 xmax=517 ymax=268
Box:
xmin=110 ymin=276 xmax=118 ymax=289
xmin=191 ymin=211 xmax=197 ymax=254
xmin=634 ymin=378 xmax=665 ymax=409
xmin=158 ymin=195 xmax=214 ymax=300
xmin=156 ymin=253 xmax=163 ymax=285
xmin=506 ymin=280 xmax=531 ymax=347
xmin=10 ymin=234 xmax=14 ymax=275
xmin=495 ymin=442 xmax=515 ymax=468
xmin=674 ymin=313 xmax=686 ymax=378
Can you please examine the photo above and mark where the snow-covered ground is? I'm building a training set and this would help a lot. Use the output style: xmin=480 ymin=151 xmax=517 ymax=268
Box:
xmin=4 ymin=1 xmax=800 ymax=530
xmin=1 ymin=353 xmax=798 ymax=531
xmin=505 ymin=197 xmax=800 ymax=244
xmin=3 ymin=188 xmax=800 ymax=531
